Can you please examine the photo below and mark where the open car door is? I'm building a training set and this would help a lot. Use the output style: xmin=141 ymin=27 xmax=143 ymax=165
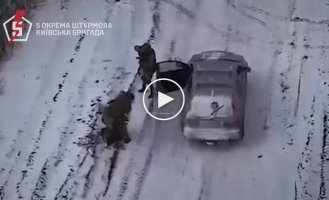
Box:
xmin=156 ymin=60 xmax=193 ymax=93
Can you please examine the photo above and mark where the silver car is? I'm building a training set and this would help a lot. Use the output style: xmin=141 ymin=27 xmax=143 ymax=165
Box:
xmin=154 ymin=50 xmax=250 ymax=142
xmin=182 ymin=50 xmax=251 ymax=141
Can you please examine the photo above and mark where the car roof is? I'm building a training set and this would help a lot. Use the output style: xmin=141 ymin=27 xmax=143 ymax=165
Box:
xmin=189 ymin=50 xmax=248 ymax=66
xmin=193 ymin=59 xmax=240 ymax=72
xmin=190 ymin=58 xmax=243 ymax=97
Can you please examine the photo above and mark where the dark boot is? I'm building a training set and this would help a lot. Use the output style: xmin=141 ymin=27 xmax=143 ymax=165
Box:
xmin=138 ymin=83 xmax=146 ymax=93
xmin=101 ymin=128 xmax=122 ymax=146
xmin=114 ymin=141 xmax=126 ymax=150
xmin=148 ymin=86 xmax=154 ymax=99
xmin=124 ymin=137 xmax=131 ymax=144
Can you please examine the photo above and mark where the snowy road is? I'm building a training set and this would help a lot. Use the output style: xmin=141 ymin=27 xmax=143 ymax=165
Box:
xmin=0 ymin=0 xmax=329 ymax=199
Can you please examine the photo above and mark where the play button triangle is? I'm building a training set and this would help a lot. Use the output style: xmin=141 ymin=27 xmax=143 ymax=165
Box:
xmin=158 ymin=91 xmax=174 ymax=109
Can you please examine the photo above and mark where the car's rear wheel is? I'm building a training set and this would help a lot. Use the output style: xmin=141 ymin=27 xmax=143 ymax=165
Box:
xmin=239 ymin=116 xmax=245 ymax=140
xmin=180 ymin=118 xmax=184 ymax=132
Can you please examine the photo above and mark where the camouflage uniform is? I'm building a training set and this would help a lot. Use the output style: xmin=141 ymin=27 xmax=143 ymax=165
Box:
xmin=101 ymin=91 xmax=134 ymax=147
xmin=134 ymin=43 xmax=157 ymax=97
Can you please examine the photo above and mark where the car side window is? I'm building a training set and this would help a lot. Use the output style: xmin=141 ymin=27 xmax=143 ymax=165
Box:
xmin=156 ymin=61 xmax=192 ymax=93
xmin=158 ymin=62 xmax=185 ymax=72
xmin=236 ymin=66 xmax=245 ymax=93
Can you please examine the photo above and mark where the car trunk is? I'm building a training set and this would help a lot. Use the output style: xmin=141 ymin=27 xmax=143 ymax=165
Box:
xmin=185 ymin=95 xmax=238 ymax=129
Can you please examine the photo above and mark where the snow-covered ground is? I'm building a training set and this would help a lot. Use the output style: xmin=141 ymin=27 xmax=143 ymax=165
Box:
xmin=0 ymin=0 xmax=329 ymax=199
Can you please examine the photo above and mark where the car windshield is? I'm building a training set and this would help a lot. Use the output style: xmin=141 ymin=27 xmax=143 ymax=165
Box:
xmin=158 ymin=62 xmax=185 ymax=72
xmin=200 ymin=51 xmax=226 ymax=60
xmin=193 ymin=70 xmax=234 ymax=95
xmin=186 ymin=95 xmax=233 ymax=118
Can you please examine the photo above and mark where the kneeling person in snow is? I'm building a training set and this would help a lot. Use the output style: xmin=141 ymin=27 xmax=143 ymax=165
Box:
xmin=134 ymin=42 xmax=157 ymax=98
xmin=101 ymin=91 xmax=134 ymax=148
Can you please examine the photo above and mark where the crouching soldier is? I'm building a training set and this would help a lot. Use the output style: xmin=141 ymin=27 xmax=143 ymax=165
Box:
xmin=134 ymin=42 xmax=158 ymax=98
xmin=101 ymin=91 xmax=134 ymax=148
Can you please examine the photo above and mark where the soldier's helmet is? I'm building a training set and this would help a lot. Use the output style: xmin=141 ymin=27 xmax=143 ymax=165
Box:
xmin=134 ymin=43 xmax=151 ymax=53
xmin=126 ymin=90 xmax=135 ymax=101
xmin=141 ymin=43 xmax=151 ymax=50
xmin=134 ymin=45 xmax=142 ymax=52
xmin=120 ymin=90 xmax=135 ymax=101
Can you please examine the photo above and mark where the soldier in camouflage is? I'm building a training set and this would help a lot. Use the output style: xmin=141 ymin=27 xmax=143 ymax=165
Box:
xmin=134 ymin=42 xmax=158 ymax=98
xmin=101 ymin=91 xmax=134 ymax=148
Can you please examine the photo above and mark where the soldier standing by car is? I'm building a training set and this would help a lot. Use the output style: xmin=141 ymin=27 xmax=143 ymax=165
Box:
xmin=101 ymin=90 xmax=134 ymax=148
xmin=134 ymin=42 xmax=158 ymax=98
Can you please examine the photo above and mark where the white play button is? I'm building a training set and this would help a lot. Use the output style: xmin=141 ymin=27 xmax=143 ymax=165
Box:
xmin=143 ymin=78 xmax=185 ymax=121
xmin=158 ymin=91 xmax=174 ymax=108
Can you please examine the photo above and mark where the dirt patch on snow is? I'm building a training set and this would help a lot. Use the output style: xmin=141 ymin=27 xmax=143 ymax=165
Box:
xmin=0 ymin=79 xmax=4 ymax=95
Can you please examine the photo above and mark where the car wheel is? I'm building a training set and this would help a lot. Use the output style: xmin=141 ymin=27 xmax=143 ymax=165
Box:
xmin=180 ymin=118 xmax=184 ymax=132
xmin=239 ymin=120 xmax=245 ymax=140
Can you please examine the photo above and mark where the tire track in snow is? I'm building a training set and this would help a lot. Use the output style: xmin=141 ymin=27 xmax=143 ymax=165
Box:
xmin=296 ymin=95 xmax=316 ymax=199
xmin=52 ymin=72 xmax=69 ymax=102
xmin=224 ymin=23 xmax=232 ymax=51
xmin=226 ymin=0 xmax=293 ymax=22
xmin=55 ymin=65 xmax=132 ymax=199
xmin=116 ymin=126 xmax=155 ymax=200
xmin=166 ymin=40 xmax=176 ymax=59
xmin=100 ymin=84 xmax=154 ymax=200
xmin=102 ymin=77 xmax=140 ymax=198
xmin=54 ymin=152 xmax=89 ymax=200
xmin=79 ymin=100 xmax=105 ymax=199
xmin=111 ymin=36 xmax=180 ymax=199
xmin=295 ymin=39 xmax=329 ymax=199
xmin=294 ymin=181 xmax=298 ymax=200
xmin=16 ymin=109 xmax=53 ymax=199
xmin=16 ymin=32 xmax=90 ymax=199
xmin=81 ymin=142 xmax=97 ymax=199
xmin=274 ymin=28 xmax=307 ymax=145
xmin=294 ymin=68 xmax=302 ymax=118
xmin=53 ymin=33 xmax=85 ymax=102
xmin=291 ymin=17 xmax=329 ymax=25
xmin=148 ymin=0 xmax=199 ymax=44
xmin=1 ymin=28 xmax=87 ymax=199
xmin=54 ymin=100 xmax=106 ymax=200
xmin=148 ymin=0 xmax=161 ymax=43
xmin=32 ymin=113 xmax=89 ymax=200
xmin=198 ymin=168 xmax=207 ymax=200
xmin=1 ymin=31 xmax=87 ymax=196
xmin=2 ymin=47 xmax=75 ymax=180
xmin=123 ymin=118 xmax=155 ymax=200
xmin=225 ymin=0 xmax=329 ymax=27
xmin=154 ymin=0 xmax=195 ymax=19
xmin=53 ymin=127 xmax=74 ymax=167
xmin=52 ymin=33 xmax=85 ymax=111
xmin=54 ymin=107 xmax=102 ymax=200
xmin=130 ymin=150 xmax=153 ymax=200
xmin=262 ymin=45 xmax=284 ymax=131
xmin=5 ymin=130 xmax=25 ymax=159
xmin=319 ymin=112 xmax=328 ymax=199
xmin=30 ymin=159 xmax=49 ymax=200
xmin=113 ymin=151 xmax=133 ymax=200
xmin=221 ymin=0 xmax=329 ymax=34
xmin=163 ymin=0 xmax=202 ymax=60
xmin=103 ymin=149 xmax=120 ymax=197
xmin=0 ymin=168 xmax=13 ymax=200
xmin=318 ymin=49 xmax=329 ymax=200
xmin=101 ymin=75 xmax=152 ymax=199
xmin=288 ymin=0 xmax=298 ymax=20
xmin=294 ymin=52 xmax=310 ymax=118
xmin=226 ymin=0 xmax=266 ymax=26
xmin=173 ymin=0 xmax=203 ymax=60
